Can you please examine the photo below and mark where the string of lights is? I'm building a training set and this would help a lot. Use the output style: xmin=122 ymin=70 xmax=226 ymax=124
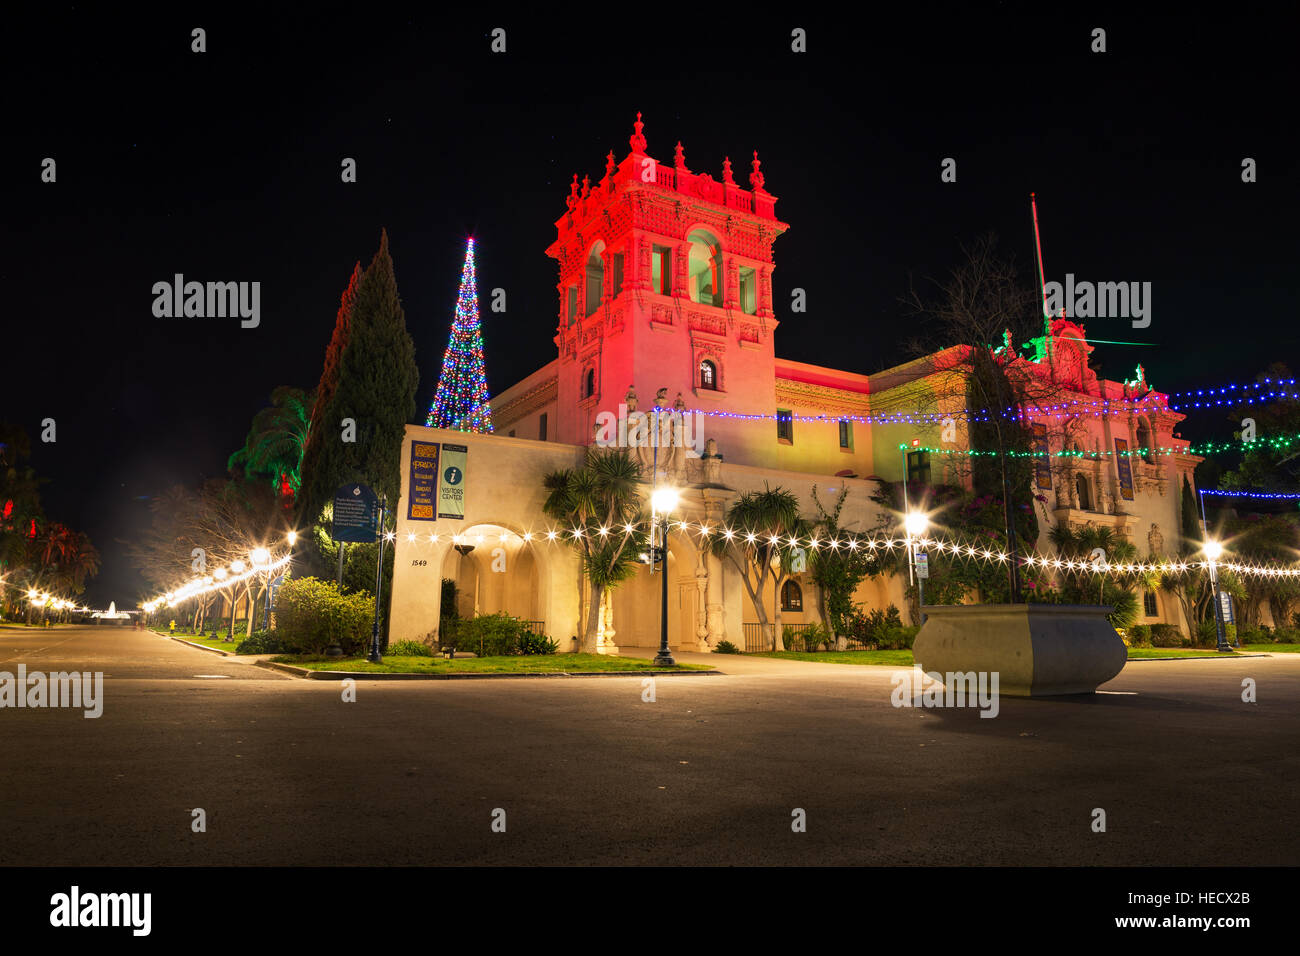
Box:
xmin=377 ymin=520 xmax=1300 ymax=578
xmin=143 ymin=550 xmax=293 ymax=612
xmin=674 ymin=386 xmax=1298 ymax=429
xmin=899 ymin=430 xmax=1300 ymax=459
xmin=1199 ymin=489 xmax=1300 ymax=500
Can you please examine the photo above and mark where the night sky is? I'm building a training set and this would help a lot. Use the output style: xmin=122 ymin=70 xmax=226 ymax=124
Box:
xmin=3 ymin=9 xmax=1295 ymax=607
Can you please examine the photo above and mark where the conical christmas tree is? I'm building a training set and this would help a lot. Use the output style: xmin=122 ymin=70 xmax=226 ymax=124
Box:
xmin=427 ymin=237 xmax=494 ymax=433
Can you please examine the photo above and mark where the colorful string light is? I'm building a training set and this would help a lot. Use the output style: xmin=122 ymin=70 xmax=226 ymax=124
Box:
xmin=426 ymin=237 xmax=495 ymax=433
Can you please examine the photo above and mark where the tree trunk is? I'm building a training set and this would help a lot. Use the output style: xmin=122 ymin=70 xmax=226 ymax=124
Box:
xmin=772 ymin=574 xmax=785 ymax=651
xmin=581 ymin=583 xmax=604 ymax=654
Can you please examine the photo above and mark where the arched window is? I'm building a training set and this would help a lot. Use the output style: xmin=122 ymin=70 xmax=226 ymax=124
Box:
xmin=585 ymin=241 xmax=605 ymax=317
xmin=583 ymin=367 xmax=595 ymax=398
xmin=699 ymin=359 xmax=718 ymax=390
xmin=687 ymin=229 xmax=723 ymax=307
xmin=1136 ymin=418 xmax=1154 ymax=464
xmin=1075 ymin=473 xmax=1092 ymax=511
xmin=1143 ymin=590 xmax=1158 ymax=618
xmin=781 ymin=579 xmax=803 ymax=612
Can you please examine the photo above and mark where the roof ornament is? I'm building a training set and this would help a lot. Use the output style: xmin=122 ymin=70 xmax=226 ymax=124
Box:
xmin=749 ymin=150 xmax=765 ymax=190
xmin=566 ymin=174 xmax=579 ymax=211
xmin=674 ymin=141 xmax=686 ymax=170
xmin=604 ymin=150 xmax=617 ymax=181
xmin=629 ymin=111 xmax=647 ymax=153
xmin=722 ymin=156 xmax=735 ymax=185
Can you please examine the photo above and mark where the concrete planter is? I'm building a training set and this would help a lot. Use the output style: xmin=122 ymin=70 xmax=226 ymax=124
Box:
xmin=912 ymin=604 xmax=1127 ymax=697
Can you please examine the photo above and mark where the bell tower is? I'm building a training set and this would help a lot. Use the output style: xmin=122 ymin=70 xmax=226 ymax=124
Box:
xmin=546 ymin=113 xmax=789 ymax=457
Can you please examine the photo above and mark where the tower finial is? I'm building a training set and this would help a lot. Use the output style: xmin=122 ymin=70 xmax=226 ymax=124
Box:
xmin=566 ymin=174 xmax=579 ymax=211
xmin=674 ymin=140 xmax=686 ymax=170
xmin=722 ymin=156 xmax=734 ymax=185
xmin=749 ymin=150 xmax=765 ymax=190
xmin=605 ymin=150 xmax=616 ymax=180
xmin=630 ymin=111 xmax=647 ymax=153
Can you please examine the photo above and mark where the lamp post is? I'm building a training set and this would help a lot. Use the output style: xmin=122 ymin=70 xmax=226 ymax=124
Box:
xmin=1204 ymin=539 xmax=1231 ymax=652
xmin=905 ymin=510 xmax=929 ymax=625
xmin=650 ymin=486 xmax=679 ymax=667
xmin=250 ymin=547 xmax=271 ymax=633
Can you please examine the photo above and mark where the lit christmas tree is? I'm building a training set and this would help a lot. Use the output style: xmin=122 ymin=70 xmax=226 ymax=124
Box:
xmin=426 ymin=237 xmax=495 ymax=433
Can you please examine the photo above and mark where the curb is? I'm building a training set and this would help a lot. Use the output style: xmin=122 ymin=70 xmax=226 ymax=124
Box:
xmin=170 ymin=636 xmax=237 ymax=657
xmin=254 ymin=660 xmax=722 ymax=680
xmin=1125 ymin=653 xmax=1271 ymax=661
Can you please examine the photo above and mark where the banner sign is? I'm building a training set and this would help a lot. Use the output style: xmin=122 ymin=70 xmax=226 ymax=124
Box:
xmin=438 ymin=444 xmax=467 ymax=520
xmin=332 ymin=483 xmax=380 ymax=543
xmin=1219 ymin=590 xmax=1235 ymax=624
xmin=914 ymin=551 xmax=929 ymax=579
xmin=1114 ymin=438 xmax=1134 ymax=500
xmin=268 ymin=573 xmax=285 ymax=611
xmin=1032 ymin=422 xmax=1052 ymax=490
xmin=408 ymin=440 xmax=440 ymax=520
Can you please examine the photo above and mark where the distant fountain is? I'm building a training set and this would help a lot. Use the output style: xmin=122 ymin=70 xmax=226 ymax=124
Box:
xmin=91 ymin=601 xmax=132 ymax=626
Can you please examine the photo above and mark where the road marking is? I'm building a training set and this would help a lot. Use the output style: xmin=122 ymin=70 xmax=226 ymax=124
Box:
xmin=193 ymin=675 xmax=231 ymax=679
xmin=1097 ymin=690 xmax=1137 ymax=695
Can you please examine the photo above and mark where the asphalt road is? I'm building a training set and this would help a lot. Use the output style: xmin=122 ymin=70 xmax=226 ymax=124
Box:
xmin=0 ymin=624 xmax=1296 ymax=866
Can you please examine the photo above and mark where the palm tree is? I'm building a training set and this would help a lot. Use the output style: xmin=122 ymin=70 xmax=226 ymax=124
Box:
xmin=542 ymin=448 xmax=649 ymax=653
xmin=712 ymin=485 xmax=806 ymax=651
xmin=229 ymin=386 xmax=314 ymax=504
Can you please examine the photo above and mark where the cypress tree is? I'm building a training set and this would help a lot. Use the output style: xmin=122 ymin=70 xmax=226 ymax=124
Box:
xmin=302 ymin=230 xmax=419 ymax=525
xmin=1180 ymin=474 xmax=1201 ymax=552
xmin=297 ymin=262 xmax=362 ymax=525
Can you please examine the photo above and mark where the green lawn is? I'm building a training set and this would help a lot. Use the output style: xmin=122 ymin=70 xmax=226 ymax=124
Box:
xmin=749 ymin=650 xmax=916 ymax=666
xmin=269 ymin=653 xmax=715 ymax=674
xmin=1124 ymin=647 xmax=1240 ymax=659
xmin=753 ymin=646 xmax=1275 ymax=666
xmin=155 ymin=628 xmax=245 ymax=652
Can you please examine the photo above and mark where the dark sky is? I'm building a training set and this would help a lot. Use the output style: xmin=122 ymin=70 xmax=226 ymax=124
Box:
xmin=3 ymin=9 xmax=1295 ymax=607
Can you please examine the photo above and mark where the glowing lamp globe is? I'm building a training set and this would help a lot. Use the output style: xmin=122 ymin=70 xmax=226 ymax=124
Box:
xmin=904 ymin=512 xmax=929 ymax=537
xmin=651 ymin=488 xmax=680 ymax=515
xmin=1203 ymin=540 xmax=1223 ymax=561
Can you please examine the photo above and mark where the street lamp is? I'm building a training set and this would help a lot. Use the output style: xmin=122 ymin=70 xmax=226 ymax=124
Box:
xmin=650 ymin=486 xmax=680 ymax=667
xmin=1203 ymin=539 xmax=1232 ymax=652
xmin=904 ymin=511 xmax=930 ymax=625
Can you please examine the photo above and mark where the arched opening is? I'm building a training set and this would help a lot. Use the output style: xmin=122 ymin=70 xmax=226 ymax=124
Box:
xmin=611 ymin=534 xmax=696 ymax=649
xmin=699 ymin=359 xmax=718 ymax=390
xmin=439 ymin=524 xmax=542 ymax=632
xmin=1075 ymin=473 xmax=1092 ymax=511
xmin=585 ymin=241 xmax=605 ymax=317
xmin=583 ymin=367 xmax=596 ymax=398
xmin=687 ymin=229 xmax=723 ymax=307
xmin=1136 ymin=418 xmax=1154 ymax=464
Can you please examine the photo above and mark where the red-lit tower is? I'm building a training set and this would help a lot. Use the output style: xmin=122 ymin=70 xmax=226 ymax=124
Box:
xmin=546 ymin=113 xmax=789 ymax=453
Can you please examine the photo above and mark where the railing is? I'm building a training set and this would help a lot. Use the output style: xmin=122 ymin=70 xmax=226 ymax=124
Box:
xmin=520 ymin=620 xmax=546 ymax=637
xmin=743 ymin=622 xmax=768 ymax=652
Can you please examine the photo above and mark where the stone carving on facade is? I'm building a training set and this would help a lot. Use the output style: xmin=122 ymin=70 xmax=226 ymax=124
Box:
xmin=1147 ymin=523 xmax=1164 ymax=557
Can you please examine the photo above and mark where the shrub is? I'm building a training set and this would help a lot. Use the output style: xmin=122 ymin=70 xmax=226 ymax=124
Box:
xmin=518 ymin=632 xmax=559 ymax=655
xmin=1236 ymin=624 xmax=1270 ymax=645
xmin=275 ymin=576 xmax=375 ymax=656
xmin=1193 ymin=617 xmax=1221 ymax=649
xmin=714 ymin=639 xmax=741 ymax=654
xmin=845 ymin=604 xmax=907 ymax=648
xmin=1274 ymin=626 xmax=1300 ymax=644
xmin=876 ymin=625 xmax=920 ymax=650
xmin=1150 ymin=623 xmax=1183 ymax=648
xmin=387 ymin=639 xmax=434 ymax=657
xmin=784 ymin=623 xmax=828 ymax=652
xmin=1127 ymin=624 xmax=1152 ymax=648
xmin=235 ymin=630 xmax=286 ymax=655
xmin=448 ymin=612 xmax=555 ymax=656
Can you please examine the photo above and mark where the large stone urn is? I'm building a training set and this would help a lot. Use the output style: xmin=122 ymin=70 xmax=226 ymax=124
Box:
xmin=912 ymin=604 xmax=1127 ymax=697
